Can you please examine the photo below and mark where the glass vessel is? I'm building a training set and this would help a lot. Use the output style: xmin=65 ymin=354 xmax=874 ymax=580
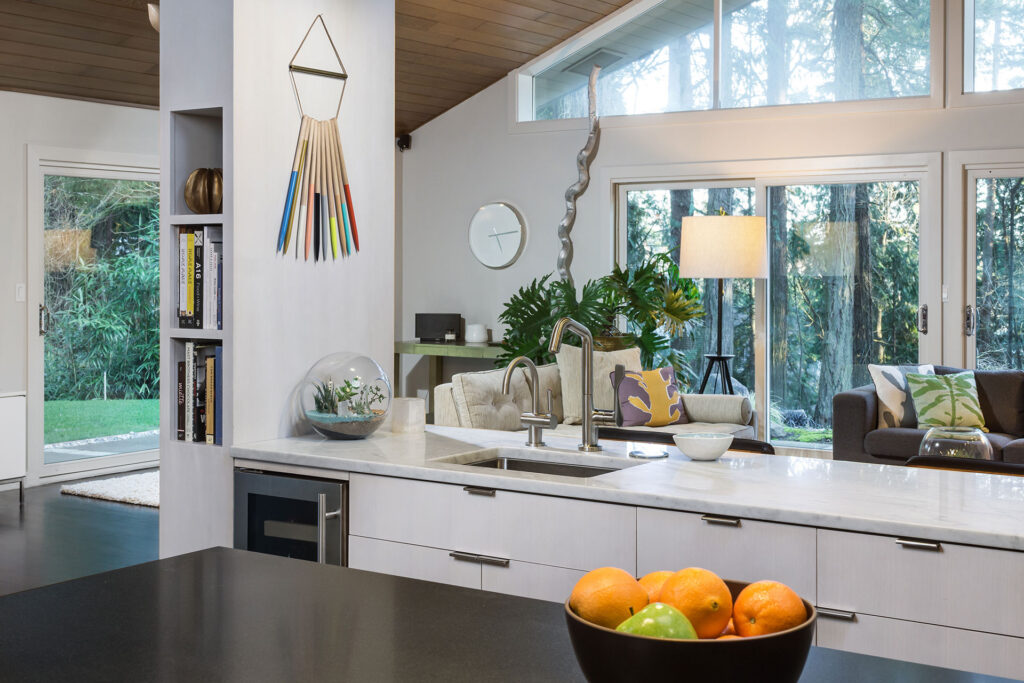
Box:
xmin=299 ymin=352 xmax=392 ymax=439
xmin=918 ymin=426 xmax=993 ymax=460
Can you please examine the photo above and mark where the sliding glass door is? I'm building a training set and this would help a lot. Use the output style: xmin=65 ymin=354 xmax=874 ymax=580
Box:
xmin=766 ymin=179 xmax=927 ymax=448
xmin=967 ymin=170 xmax=1024 ymax=369
xmin=620 ymin=182 xmax=757 ymax=393
xmin=616 ymin=159 xmax=940 ymax=450
xmin=26 ymin=148 xmax=160 ymax=483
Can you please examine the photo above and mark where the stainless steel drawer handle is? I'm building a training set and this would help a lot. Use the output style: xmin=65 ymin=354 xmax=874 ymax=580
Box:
xmin=701 ymin=514 xmax=741 ymax=527
xmin=316 ymin=493 xmax=342 ymax=564
xmin=895 ymin=538 xmax=942 ymax=552
xmin=449 ymin=551 xmax=510 ymax=568
xmin=463 ymin=486 xmax=496 ymax=497
xmin=816 ymin=607 xmax=857 ymax=621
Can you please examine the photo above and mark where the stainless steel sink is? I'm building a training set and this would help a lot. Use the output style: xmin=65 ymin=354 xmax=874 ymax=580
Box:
xmin=464 ymin=456 xmax=618 ymax=478
xmin=433 ymin=447 xmax=643 ymax=479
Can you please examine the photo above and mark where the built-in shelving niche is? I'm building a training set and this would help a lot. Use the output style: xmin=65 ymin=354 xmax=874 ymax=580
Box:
xmin=170 ymin=108 xmax=223 ymax=216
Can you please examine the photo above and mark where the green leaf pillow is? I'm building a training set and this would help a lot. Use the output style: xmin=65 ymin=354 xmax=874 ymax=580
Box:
xmin=906 ymin=371 xmax=986 ymax=431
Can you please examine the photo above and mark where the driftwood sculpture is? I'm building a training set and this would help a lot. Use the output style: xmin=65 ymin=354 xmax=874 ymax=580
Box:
xmin=556 ymin=65 xmax=601 ymax=288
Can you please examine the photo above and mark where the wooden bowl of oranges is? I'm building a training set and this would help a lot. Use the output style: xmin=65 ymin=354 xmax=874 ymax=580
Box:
xmin=564 ymin=567 xmax=816 ymax=683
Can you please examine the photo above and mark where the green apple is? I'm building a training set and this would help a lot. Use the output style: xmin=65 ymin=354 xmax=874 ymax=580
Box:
xmin=615 ymin=602 xmax=698 ymax=640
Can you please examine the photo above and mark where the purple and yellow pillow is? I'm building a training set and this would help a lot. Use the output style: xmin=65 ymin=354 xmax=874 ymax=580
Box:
xmin=609 ymin=367 xmax=688 ymax=428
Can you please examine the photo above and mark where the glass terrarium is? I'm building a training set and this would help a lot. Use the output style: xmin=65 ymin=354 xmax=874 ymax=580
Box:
xmin=300 ymin=352 xmax=392 ymax=439
xmin=918 ymin=426 xmax=993 ymax=460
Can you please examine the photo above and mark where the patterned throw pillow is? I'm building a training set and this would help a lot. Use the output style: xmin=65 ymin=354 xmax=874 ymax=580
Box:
xmin=906 ymin=371 xmax=986 ymax=430
xmin=610 ymin=367 xmax=688 ymax=428
xmin=868 ymin=364 xmax=935 ymax=429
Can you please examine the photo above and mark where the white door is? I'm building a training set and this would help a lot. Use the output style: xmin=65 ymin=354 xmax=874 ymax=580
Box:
xmin=26 ymin=147 xmax=160 ymax=485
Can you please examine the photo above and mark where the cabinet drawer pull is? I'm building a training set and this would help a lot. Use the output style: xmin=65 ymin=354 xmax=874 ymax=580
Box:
xmin=463 ymin=486 xmax=496 ymax=497
xmin=700 ymin=514 xmax=741 ymax=527
xmin=449 ymin=551 xmax=510 ymax=568
xmin=895 ymin=538 xmax=942 ymax=552
xmin=816 ymin=607 xmax=856 ymax=621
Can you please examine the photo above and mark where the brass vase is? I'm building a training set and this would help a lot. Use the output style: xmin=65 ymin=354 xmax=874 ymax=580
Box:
xmin=184 ymin=168 xmax=223 ymax=214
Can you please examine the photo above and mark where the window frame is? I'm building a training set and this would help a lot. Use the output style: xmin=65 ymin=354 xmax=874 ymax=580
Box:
xmin=510 ymin=0 xmax=945 ymax=134
xmin=609 ymin=153 xmax=942 ymax=450
xmin=945 ymin=150 xmax=1024 ymax=369
xmin=949 ymin=0 xmax=1024 ymax=107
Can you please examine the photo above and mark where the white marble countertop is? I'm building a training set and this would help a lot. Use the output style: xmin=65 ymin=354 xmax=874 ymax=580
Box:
xmin=232 ymin=425 xmax=1024 ymax=552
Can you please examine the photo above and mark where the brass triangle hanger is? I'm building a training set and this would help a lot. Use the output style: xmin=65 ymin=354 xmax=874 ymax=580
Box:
xmin=289 ymin=14 xmax=348 ymax=118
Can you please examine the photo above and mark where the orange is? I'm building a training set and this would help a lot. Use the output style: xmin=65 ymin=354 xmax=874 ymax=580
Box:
xmin=721 ymin=618 xmax=736 ymax=636
xmin=638 ymin=570 xmax=674 ymax=603
xmin=733 ymin=581 xmax=807 ymax=637
xmin=658 ymin=567 xmax=733 ymax=639
xmin=716 ymin=634 xmax=741 ymax=640
xmin=569 ymin=567 xmax=649 ymax=629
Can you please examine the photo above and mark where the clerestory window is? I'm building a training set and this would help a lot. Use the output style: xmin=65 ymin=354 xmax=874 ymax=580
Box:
xmin=525 ymin=0 xmax=932 ymax=121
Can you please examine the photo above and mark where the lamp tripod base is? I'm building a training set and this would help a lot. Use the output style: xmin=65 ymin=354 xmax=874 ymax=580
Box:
xmin=698 ymin=354 xmax=735 ymax=395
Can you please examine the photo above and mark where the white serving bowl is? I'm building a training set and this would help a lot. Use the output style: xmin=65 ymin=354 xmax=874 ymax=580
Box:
xmin=672 ymin=433 xmax=734 ymax=461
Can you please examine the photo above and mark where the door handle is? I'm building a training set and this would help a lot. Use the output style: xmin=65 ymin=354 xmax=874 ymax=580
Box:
xmin=917 ymin=304 xmax=928 ymax=335
xmin=316 ymin=493 xmax=341 ymax=564
xmin=701 ymin=514 xmax=741 ymax=527
xmin=816 ymin=607 xmax=857 ymax=621
xmin=463 ymin=486 xmax=496 ymax=497
xmin=895 ymin=538 xmax=942 ymax=552
xmin=38 ymin=304 xmax=49 ymax=336
xmin=449 ymin=551 xmax=510 ymax=568
xmin=965 ymin=305 xmax=977 ymax=337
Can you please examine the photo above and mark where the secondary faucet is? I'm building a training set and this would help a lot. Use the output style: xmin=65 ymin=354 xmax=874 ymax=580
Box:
xmin=502 ymin=356 xmax=557 ymax=447
xmin=548 ymin=317 xmax=612 ymax=452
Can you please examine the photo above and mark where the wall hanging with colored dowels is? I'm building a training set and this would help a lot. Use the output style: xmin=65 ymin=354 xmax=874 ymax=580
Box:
xmin=277 ymin=15 xmax=359 ymax=261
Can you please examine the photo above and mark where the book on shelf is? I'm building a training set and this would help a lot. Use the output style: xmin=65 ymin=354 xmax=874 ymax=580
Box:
xmin=177 ymin=341 xmax=223 ymax=445
xmin=177 ymin=226 xmax=223 ymax=331
xmin=205 ymin=356 xmax=215 ymax=444
xmin=176 ymin=362 xmax=186 ymax=441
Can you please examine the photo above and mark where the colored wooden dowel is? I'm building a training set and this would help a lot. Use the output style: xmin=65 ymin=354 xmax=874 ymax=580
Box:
xmin=326 ymin=117 xmax=346 ymax=257
xmin=278 ymin=115 xmax=310 ymax=252
xmin=283 ymin=118 xmax=310 ymax=255
xmin=304 ymin=120 xmax=318 ymax=261
xmin=325 ymin=120 xmax=342 ymax=259
xmin=333 ymin=118 xmax=358 ymax=254
xmin=336 ymin=121 xmax=359 ymax=252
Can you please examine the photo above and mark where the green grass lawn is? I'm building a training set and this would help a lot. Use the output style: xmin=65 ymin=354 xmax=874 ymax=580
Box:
xmin=45 ymin=399 xmax=159 ymax=445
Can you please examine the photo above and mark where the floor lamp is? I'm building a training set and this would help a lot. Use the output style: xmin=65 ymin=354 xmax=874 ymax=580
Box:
xmin=678 ymin=215 xmax=768 ymax=394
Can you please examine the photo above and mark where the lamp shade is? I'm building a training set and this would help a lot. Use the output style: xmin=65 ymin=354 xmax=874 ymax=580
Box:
xmin=678 ymin=215 xmax=768 ymax=279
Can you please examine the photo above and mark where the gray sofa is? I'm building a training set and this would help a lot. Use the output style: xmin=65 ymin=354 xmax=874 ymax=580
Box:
xmin=434 ymin=364 xmax=757 ymax=439
xmin=833 ymin=366 xmax=1024 ymax=465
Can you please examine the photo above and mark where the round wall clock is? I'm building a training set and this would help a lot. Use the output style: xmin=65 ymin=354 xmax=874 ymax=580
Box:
xmin=468 ymin=202 xmax=525 ymax=269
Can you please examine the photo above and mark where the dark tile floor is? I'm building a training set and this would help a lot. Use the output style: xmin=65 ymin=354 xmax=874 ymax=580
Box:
xmin=0 ymin=472 xmax=158 ymax=596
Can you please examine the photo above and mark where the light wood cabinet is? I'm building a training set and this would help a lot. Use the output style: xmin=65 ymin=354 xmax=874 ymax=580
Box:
xmin=482 ymin=560 xmax=586 ymax=604
xmin=349 ymin=473 xmax=636 ymax=573
xmin=636 ymin=507 xmax=816 ymax=601
xmin=345 ymin=471 xmax=1024 ymax=678
xmin=817 ymin=611 xmax=1024 ymax=680
xmin=817 ymin=529 xmax=1024 ymax=638
xmin=348 ymin=536 xmax=480 ymax=589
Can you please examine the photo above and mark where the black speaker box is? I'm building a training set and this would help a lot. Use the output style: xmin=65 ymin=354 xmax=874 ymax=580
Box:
xmin=415 ymin=313 xmax=462 ymax=342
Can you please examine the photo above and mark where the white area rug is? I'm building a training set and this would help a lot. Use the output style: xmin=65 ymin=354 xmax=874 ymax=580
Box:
xmin=61 ymin=471 xmax=159 ymax=508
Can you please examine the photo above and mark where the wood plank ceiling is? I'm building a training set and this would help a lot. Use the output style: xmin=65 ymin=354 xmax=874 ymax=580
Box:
xmin=0 ymin=0 xmax=159 ymax=107
xmin=0 ymin=0 xmax=633 ymax=134
xmin=396 ymin=0 xmax=632 ymax=135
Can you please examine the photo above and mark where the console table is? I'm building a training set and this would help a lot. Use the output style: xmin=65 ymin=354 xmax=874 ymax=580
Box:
xmin=394 ymin=340 xmax=503 ymax=421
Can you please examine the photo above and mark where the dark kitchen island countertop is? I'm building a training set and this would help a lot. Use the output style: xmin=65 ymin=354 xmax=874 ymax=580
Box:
xmin=0 ymin=547 xmax=1015 ymax=682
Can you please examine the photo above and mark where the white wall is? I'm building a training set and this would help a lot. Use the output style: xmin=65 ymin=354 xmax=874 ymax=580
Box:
xmin=232 ymin=0 xmax=395 ymax=443
xmin=399 ymin=77 xmax=1024 ymax=397
xmin=0 ymin=92 xmax=158 ymax=396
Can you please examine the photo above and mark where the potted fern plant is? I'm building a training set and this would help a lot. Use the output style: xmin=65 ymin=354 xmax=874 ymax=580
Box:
xmin=496 ymin=253 xmax=703 ymax=375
